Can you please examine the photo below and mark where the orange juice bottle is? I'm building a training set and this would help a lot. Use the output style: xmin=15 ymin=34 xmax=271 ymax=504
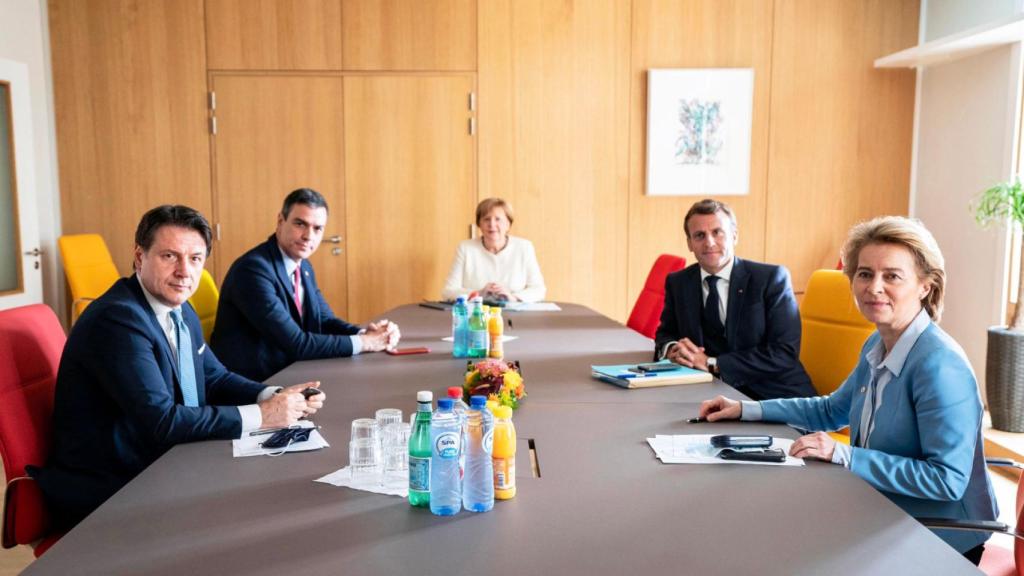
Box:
xmin=492 ymin=405 xmax=516 ymax=499
xmin=488 ymin=307 xmax=504 ymax=358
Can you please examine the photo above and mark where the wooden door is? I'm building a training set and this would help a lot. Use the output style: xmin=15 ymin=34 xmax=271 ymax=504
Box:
xmin=210 ymin=74 xmax=348 ymax=317
xmin=344 ymin=75 xmax=476 ymax=323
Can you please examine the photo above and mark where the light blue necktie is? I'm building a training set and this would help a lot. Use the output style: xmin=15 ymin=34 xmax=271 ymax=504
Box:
xmin=170 ymin=309 xmax=200 ymax=407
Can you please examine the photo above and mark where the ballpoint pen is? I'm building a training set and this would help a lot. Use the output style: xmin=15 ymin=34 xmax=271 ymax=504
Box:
xmin=249 ymin=424 xmax=302 ymax=436
xmin=687 ymin=417 xmax=707 ymax=423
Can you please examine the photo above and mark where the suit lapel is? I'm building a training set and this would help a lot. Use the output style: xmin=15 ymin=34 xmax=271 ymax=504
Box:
xmin=725 ymin=258 xmax=748 ymax=345
xmin=683 ymin=266 xmax=704 ymax=347
xmin=128 ymin=277 xmax=180 ymax=382
xmin=267 ymin=238 xmax=303 ymax=324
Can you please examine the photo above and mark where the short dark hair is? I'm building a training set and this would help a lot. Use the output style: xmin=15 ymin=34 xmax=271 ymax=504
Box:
xmin=281 ymin=188 xmax=329 ymax=219
xmin=683 ymin=198 xmax=737 ymax=237
xmin=135 ymin=205 xmax=213 ymax=256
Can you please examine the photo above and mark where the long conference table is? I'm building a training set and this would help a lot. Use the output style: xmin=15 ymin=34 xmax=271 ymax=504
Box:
xmin=24 ymin=304 xmax=981 ymax=575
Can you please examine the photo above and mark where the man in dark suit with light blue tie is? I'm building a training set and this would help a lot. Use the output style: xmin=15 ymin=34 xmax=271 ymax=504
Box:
xmin=654 ymin=199 xmax=815 ymax=400
xmin=212 ymin=188 xmax=400 ymax=382
xmin=31 ymin=206 xmax=325 ymax=530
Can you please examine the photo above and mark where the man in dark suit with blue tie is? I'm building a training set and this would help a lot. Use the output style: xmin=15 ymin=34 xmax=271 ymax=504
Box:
xmin=212 ymin=188 xmax=400 ymax=382
xmin=31 ymin=205 xmax=325 ymax=530
xmin=654 ymin=199 xmax=815 ymax=400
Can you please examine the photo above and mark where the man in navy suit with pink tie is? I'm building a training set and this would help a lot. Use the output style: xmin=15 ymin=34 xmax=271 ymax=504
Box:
xmin=212 ymin=188 xmax=400 ymax=382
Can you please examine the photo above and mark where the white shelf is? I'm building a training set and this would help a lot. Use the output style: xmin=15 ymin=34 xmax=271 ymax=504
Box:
xmin=875 ymin=12 xmax=1024 ymax=69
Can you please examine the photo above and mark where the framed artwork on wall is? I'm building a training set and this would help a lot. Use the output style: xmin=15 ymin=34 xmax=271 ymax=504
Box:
xmin=645 ymin=68 xmax=754 ymax=197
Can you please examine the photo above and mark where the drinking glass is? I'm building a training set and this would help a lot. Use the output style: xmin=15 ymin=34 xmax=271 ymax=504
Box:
xmin=350 ymin=418 xmax=379 ymax=443
xmin=375 ymin=408 xmax=403 ymax=430
xmin=349 ymin=438 xmax=381 ymax=483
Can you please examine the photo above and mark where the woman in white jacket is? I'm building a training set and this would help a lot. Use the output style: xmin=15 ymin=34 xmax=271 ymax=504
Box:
xmin=442 ymin=198 xmax=546 ymax=303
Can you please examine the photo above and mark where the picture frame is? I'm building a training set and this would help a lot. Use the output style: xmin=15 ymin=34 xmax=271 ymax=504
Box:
xmin=645 ymin=68 xmax=754 ymax=197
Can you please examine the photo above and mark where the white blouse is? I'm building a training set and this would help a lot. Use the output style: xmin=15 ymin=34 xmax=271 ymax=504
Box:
xmin=441 ymin=236 xmax=546 ymax=303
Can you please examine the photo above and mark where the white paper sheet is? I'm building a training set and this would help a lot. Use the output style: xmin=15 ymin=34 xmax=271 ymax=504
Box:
xmin=232 ymin=421 xmax=329 ymax=457
xmin=646 ymin=434 xmax=804 ymax=467
xmin=315 ymin=466 xmax=409 ymax=497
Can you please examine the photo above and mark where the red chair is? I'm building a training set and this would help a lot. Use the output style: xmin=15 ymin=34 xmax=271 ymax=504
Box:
xmin=0 ymin=304 xmax=66 ymax=557
xmin=919 ymin=458 xmax=1024 ymax=575
xmin=627 ymin=254 xmax=687 ymax=339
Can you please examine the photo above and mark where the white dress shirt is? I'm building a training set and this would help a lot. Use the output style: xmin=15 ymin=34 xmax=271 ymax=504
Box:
xmin=660 ymin=258 xmax=735 ymax=360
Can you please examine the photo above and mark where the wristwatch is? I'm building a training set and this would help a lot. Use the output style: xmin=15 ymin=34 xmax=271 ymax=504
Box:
xmin=707 ymin=357 xmax=719 ymax=376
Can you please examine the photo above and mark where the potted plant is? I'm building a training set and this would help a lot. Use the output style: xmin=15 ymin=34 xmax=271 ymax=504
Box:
xmin=974 ymin=178 xmax=1024 ymax=432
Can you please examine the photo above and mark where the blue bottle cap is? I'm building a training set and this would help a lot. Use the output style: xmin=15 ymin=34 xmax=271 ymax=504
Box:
xmin=470 ymin=395 xmax=488 ymax=408
xmin=437 ymin=398 xmax=454 ymax=410
xmin=455 ymin=296 xmax=465 ymax=303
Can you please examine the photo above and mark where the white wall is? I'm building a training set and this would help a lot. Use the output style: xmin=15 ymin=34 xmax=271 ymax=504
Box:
xmin=0 ymin=0 xmax=62 ymax=319
xmin=924 ymin=0 xmax=1022 ymax=41
xmin=912 ymin=0 xmax=1024 ymax=400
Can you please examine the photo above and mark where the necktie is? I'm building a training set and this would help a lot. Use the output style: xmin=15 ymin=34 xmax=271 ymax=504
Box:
xmin=703 ymin=275 xmax=724 ymax=333
xmin=170 ymin=309 xmax=199 ymax=407
xmin=293 ymin=265 xmax=303 ymax=318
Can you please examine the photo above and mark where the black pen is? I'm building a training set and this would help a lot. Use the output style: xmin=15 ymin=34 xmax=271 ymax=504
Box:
xmin=507 ymin=318 xmax=513 ymax=330
xmin=249 ymin=424 xmax=301 ymax=437
xmin=687 ymin=417 xmax=707 ymax=423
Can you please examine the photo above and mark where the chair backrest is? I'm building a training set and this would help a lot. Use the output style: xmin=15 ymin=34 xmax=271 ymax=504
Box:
xmin=799 ymin=269 xmax=875 ymax=396
xmin=627 ymin=254 xmax=687 ymax=339
xmin=0 ymin=304 xmax=65 ymax=549
xmin=188 ymin=269 xmax=220 ymax=342
xmin=58 ymin=234 xmax=120 ymax=322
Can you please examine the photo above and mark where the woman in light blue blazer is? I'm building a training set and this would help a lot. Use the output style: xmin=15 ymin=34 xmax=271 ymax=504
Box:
xmin=699 ymin=216 xmax=998 ymax=564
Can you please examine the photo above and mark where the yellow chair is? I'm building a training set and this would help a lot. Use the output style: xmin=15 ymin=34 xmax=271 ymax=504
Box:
xmin=799 ymin=269 xmax=876 ymax=445
xmin=58 ymin=234 xmax=120 ymax=324
xmin=189 ymin=269 xmax=219 ymax=343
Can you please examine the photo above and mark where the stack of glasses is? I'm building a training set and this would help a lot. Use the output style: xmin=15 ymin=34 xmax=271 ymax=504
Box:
xmin=348 ymin=408 xmax=411 ymax=488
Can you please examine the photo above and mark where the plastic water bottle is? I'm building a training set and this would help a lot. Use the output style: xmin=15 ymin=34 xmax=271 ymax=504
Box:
xmin=430 ymin=398 xmax=462 ymax=516
xmin=408 ymin=391 xmax=433 ymax=507
xmin=463 ymin=395 xmax=494 ymax=512
xmin=452 ymin=297 xmax=469 ymax=358
xmin=468 ymin=297 xmax=489 ymax=358
xmin=447 ymin=386 xmax=469 ymax=479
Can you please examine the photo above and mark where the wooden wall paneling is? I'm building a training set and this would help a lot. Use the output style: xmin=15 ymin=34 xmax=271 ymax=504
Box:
xmin=49 ymin=0 xmax=213 ymax=276
xmin=765 ymin=0 xmax=918 ymax=293
xmin=342 ymin=0 xmax=477 ymax=71
xmin=478 ymin=0 xmax=632 ymax=321
xmin=205 ymin=0 xmax=343 ymax=70
xmin=344 ymin=75 xmax=476 ymax=323
xmin=628 ymin=0 xmax=774 ymax=312
xmin=210 ymin=74 xmax=348 ymax=314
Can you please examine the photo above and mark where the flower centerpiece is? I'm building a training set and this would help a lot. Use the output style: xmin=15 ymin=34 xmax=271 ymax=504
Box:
xmin=464 ymin=359 xmax=526 ymax=410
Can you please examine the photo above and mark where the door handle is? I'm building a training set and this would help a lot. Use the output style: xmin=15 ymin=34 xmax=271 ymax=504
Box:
xmin=24 ymin=247 xmax=42 ymax=269
xmin=327 ymin=235 xmax=342 ymax=244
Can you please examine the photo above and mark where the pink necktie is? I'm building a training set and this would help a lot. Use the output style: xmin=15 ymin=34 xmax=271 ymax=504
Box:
xmin=293 ymin=265 xmax=303 ymax=318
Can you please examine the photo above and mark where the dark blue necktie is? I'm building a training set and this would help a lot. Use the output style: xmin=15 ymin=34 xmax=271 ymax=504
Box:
xmin=703 ymin=275 xmax=724 ymax=334
xmin=170 ymin=309 xmax=199 ymax=407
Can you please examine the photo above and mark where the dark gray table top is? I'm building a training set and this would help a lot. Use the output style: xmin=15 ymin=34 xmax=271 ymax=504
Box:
xmin=24 ymin=303 xmax=981 ymax=575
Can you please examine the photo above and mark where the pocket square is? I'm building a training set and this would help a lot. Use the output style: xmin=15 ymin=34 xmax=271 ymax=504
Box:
xmin=197 ymin=344 xmax=206 ymax=355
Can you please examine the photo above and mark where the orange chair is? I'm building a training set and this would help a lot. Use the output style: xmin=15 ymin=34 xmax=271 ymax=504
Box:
xmin=799 ymin=270 xmax=875 ymax=445
xmin=0 ymin=304 xmax=66 ymax=557
xmin=627 ymin=254 xmax=687 ymax=339
xmin=58 ymin=234 xmax=120 ymax=324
